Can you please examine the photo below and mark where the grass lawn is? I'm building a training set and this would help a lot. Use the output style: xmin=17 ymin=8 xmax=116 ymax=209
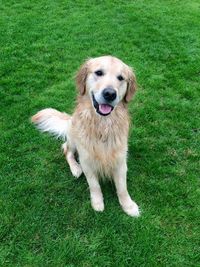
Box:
xmin=0 ymin=0 xmax=200 ymax=266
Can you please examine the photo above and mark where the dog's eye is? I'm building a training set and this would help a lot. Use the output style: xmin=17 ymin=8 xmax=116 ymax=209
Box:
xmin=95 ymin=70 xmax=104 ymax=76
xmin=117 ymin=75 xmax=124 ymax=81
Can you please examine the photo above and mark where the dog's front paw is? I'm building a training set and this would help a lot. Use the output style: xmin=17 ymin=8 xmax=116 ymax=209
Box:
xmin=122 ymin=201 xmax=140 ymax=217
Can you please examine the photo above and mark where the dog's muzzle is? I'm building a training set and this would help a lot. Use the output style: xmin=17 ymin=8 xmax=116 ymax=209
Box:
xmin=102 ymin=88 xmax=117 ymax=102
xmin=92 ymin=92 xmax=114 ymax=116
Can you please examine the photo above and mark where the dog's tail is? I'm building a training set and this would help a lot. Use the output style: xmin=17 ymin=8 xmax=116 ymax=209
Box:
xmin=31 ymin=108 xmax=71 ymax=140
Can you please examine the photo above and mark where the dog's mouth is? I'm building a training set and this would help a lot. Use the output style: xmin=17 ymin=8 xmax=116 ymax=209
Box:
xmin=92 ymin=93 xmax=114 ymax=116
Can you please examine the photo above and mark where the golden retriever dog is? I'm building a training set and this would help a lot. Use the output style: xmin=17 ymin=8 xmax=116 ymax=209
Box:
xmin=32 ymin=55 xmax=140 ymax=217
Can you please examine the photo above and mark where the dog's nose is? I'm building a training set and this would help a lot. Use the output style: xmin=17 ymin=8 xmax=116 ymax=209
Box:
xmin=102 ymin=88 xmax=117 ymax=101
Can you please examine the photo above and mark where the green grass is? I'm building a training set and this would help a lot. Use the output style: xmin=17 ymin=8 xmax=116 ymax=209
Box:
xmin=0 ymin=0 xmax=200 ymax=266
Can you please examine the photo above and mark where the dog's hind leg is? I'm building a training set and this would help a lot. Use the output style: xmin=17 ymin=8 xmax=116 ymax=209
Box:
xmin=31 ymin=108 xmax=82 ymax=178
xmin=62 ymin=142 xmax=82 ymax=178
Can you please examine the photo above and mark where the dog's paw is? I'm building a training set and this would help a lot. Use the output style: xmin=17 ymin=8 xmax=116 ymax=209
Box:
xmin=122 ymin=201 xmax=140 ymax=217
xmin=91 ymin=200 xmax=104 ymax=212
xmin=70 ymin=164 xmax=83 ymax=178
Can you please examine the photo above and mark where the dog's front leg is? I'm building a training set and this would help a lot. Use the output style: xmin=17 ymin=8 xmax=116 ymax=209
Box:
xmin=80 ymin=161 xmax=104 ymax=212
xmin=113 ymin=160 xmax=140 ymax=217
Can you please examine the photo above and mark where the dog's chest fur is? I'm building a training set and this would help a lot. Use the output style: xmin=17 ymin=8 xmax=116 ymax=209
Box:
xmin=71 ymin=98 xmax=129 ymax=176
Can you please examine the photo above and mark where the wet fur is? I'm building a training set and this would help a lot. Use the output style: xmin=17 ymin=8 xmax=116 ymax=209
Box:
xmin=71 ymin=96 xmax=129 ymax=178
xmin=32 ymin=56 xmax=140 ymax=217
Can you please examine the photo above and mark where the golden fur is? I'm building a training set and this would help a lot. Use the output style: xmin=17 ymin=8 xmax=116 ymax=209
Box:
xmin=71 ymin=96 xmax=129 ymax=177
xmin=32 ymin=55 xmax=140 ymax=217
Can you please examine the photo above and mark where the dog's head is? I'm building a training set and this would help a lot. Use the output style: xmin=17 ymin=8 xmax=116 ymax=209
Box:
xmin=76 ymin=56 xmax=137 ymax=116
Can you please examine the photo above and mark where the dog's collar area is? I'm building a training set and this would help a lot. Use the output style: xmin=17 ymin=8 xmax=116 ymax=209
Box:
xmin=92 ymin=93 xmax=114 ymax=116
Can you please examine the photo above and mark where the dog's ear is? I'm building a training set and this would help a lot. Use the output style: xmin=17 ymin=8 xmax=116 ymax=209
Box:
xmin=76 ymin=60 xmax=89 ymax=95
xmin=124 ymin=67 xmax=137 ymax=103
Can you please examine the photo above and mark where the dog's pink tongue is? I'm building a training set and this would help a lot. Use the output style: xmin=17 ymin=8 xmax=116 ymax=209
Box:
xmin=99 ymin=104 xmax=112 ymax=115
